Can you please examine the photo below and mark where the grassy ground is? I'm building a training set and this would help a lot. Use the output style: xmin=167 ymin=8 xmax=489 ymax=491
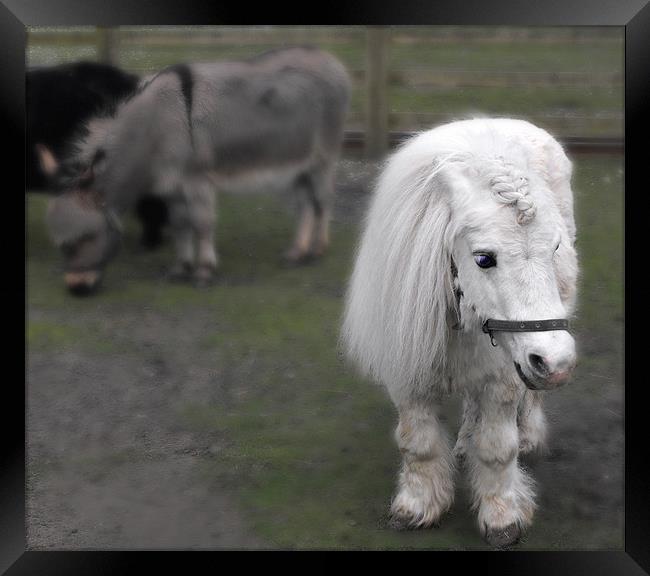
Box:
xmin=26 ymin=154 xmax=623 ymax=550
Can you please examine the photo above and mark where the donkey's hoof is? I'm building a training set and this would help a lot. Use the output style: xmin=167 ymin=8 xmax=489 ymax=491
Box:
xmin=281 ymin=251 xmax=315 ymax=267
xmin=167 ymin=263 xmax=193 ymax=283
xmin=193 ymin=277 xmax=212 ymax=289
xmin=193 ymin=266 xmax=217 ymax=289
xmin=483 ymin=523 xmax=522 ymax=548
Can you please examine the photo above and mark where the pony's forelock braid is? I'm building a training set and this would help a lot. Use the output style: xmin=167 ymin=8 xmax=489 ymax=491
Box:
xmin=487 ymin=157 xmax=536 ymax=224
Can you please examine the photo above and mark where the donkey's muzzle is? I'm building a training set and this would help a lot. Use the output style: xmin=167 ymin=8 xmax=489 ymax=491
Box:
xmin=64 ymin=270 xmax=102 ymax=296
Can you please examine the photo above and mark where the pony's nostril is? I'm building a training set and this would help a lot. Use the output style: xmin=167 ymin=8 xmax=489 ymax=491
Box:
xmin=528 ymin=354 xmax=549 ymax=377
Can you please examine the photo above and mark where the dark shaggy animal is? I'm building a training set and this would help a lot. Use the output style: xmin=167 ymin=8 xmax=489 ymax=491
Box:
xmin=27 ymin=61 xmax=169 ymax=248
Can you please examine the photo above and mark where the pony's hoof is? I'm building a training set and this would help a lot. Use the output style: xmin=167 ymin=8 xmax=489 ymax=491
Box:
xmin=483 ymin=523 xmax=522 ymax=548
xmin=387 ymin=513 xmax=413 ymax=531
xmin=388 ymin=513 xmax=439 ymax=531
xmin=388 ymin=500 xmax=443 ymax=531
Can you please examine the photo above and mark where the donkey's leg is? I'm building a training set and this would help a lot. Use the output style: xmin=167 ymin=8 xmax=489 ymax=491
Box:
xmin=390 ymin=401 xmax=455 ymax=529
xmin=284 ymin=165 xmax=335 ymax=264
xmin=465 ymin=382 xmax=534 ymax=547
xmin=517 ymin=390 xmax=547 ymax=455
xmin=284 ymin=170 xmax=316 ymax=264
xmin=311 ymin=165 xmax=336 ymax=258
xmin=185 ymin=174 xmax=218 ymax=285
xmin=284 ymin=196 xmax=316 ymax=264
xmin=167 ymin=196 xmax=195 ymax=281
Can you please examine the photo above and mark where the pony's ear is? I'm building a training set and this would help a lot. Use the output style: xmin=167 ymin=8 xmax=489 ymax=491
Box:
xmin=534 ymin=137 xmax=576 ymax=242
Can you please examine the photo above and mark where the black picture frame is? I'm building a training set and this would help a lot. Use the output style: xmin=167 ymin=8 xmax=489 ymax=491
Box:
xmin=5 ymin=0 xmax=648 ymax=572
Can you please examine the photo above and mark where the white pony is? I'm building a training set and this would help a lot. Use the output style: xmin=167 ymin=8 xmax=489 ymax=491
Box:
xmin=342 ymin=118 xmax=578 ymax=547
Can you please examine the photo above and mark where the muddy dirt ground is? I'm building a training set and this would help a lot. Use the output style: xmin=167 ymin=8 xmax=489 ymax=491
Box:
xmin=26 ymin=156 xmax=624 ymax=550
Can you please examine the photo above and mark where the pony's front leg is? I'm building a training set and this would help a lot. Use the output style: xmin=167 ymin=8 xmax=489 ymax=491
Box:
xmin=466 ymin=381 xmax=535 ymax=547
xmin=390 ymin=401 xmax=455 ymax=529
xmin=453 ymin=391 xmax=479 ymax=463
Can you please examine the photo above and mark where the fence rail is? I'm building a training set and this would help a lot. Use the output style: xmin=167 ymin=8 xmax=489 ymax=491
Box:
xmin=343 ymin=131 xmax=624 ymax=154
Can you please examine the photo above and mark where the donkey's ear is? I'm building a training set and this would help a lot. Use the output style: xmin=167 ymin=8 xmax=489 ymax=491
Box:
xmin=35 ymin=143 xmax=59 ymax=177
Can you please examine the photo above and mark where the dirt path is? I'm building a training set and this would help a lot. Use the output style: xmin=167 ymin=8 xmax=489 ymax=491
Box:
xmin=27 ymin=308 xmax=270 ymax=549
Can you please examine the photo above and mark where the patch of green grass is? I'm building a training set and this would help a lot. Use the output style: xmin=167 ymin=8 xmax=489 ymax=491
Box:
xmin=572 ymin=157 xmax=624 ymax=324
xmin=390 ymin=40 xmax=623 ymax=75
xmin=389 ymin=85 xmax=622 ymax=119
xmin=27 ymin=320 xmax=83 ymax=350
xmin=180 ymin=367 xmax=484 ymax=549
xmin=26 ymin=193 xmax=55 ymax=260
xmin=27 ymin=319 xmax=125 ymax=354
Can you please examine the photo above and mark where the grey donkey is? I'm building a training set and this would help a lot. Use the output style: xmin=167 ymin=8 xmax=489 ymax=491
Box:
xmin=39 ymin=47 xmax=351 ymax=294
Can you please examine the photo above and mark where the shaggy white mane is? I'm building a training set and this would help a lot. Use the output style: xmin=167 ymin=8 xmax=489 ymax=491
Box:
xmin=484 ymin=156 xmax=536 ymax=224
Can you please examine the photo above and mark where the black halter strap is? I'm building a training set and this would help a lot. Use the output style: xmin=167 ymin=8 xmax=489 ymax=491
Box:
xmin=482 ymin=318 xmax=569 ymax=347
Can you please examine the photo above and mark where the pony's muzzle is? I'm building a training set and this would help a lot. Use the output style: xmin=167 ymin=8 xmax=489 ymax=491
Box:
xmin=483 ymin=318 xmax=576 ymax=390
xmin=522 ymin=334 xmax=576 ymax=390
xmin=526 ymin=352 xmax=575 ymax=387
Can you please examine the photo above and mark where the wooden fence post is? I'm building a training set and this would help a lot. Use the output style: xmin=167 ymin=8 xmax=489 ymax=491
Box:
xmin=96 ymin=26 xmax=119 ymax=65
xmin=365 ymin=26 xmax=389 ymax=159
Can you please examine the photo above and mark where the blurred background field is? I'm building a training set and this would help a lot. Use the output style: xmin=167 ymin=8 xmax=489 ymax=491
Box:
xmin=26 ymin=26 xmax=623 ymax=550
xmin=27 ymin=25 xmax=623 ymax=140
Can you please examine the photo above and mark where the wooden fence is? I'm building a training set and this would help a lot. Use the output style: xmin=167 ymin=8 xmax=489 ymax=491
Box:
xmin=27 ymin=26 xmax=624 ymax=157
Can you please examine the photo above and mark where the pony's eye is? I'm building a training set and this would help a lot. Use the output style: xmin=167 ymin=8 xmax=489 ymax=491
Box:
xmin=555 ymin=242 xmax=561 ymax=252
xmin=474 ymin=253 xmax=496 ymax=268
